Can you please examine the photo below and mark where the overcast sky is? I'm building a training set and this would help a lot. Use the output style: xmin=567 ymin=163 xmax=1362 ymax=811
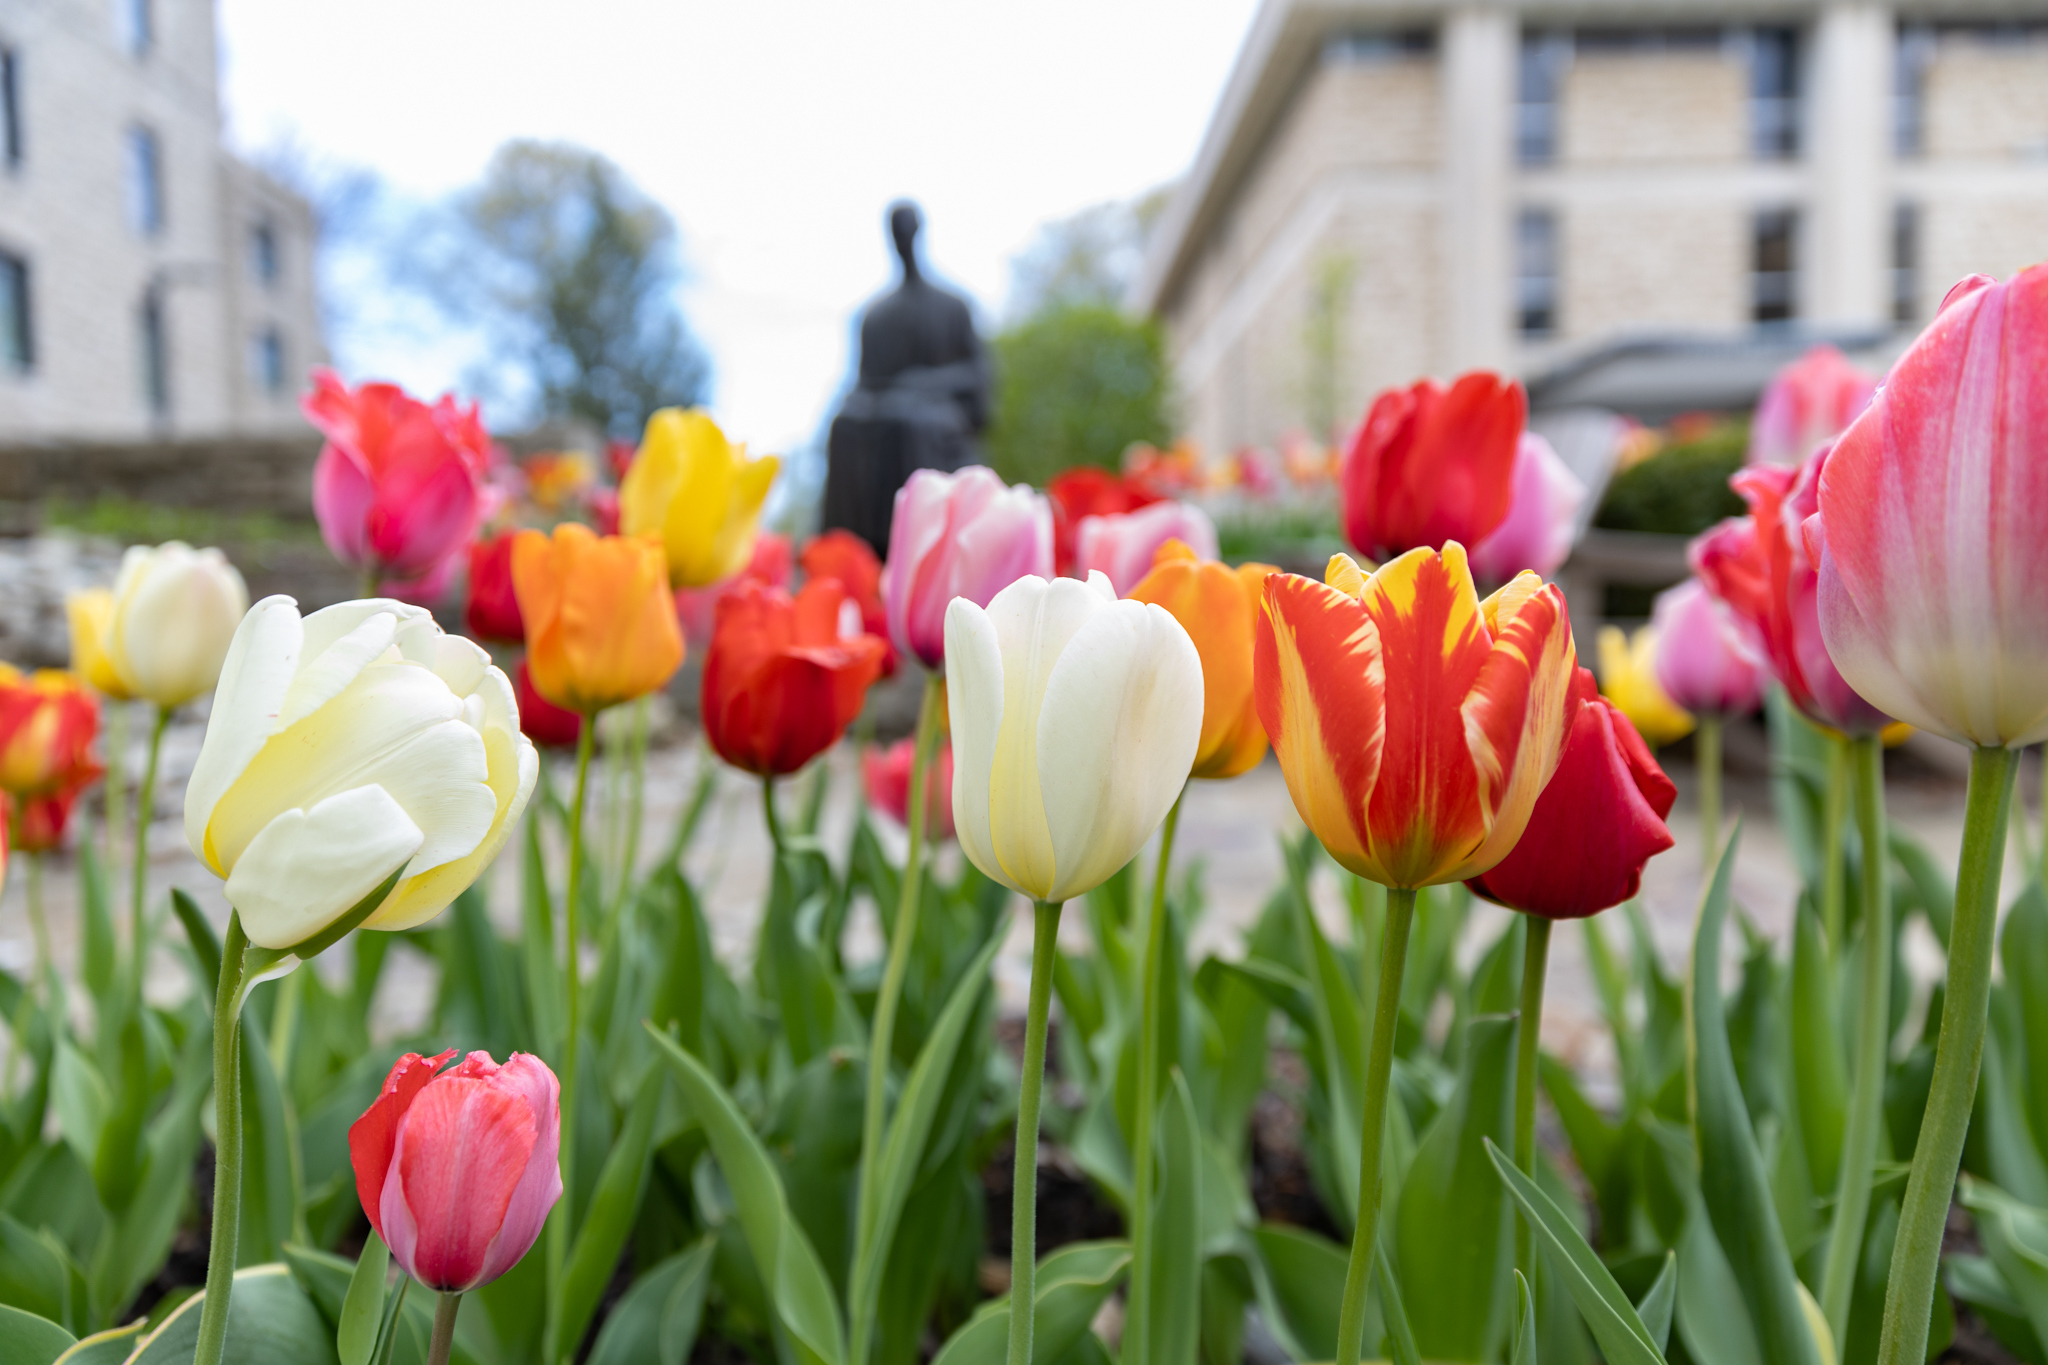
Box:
xmin=217 ymin=0 xmax=1261 ymax=453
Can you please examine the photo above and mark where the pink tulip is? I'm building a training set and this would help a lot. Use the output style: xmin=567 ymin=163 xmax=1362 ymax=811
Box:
xmin=1649 ymin=578 xmax=1765 ymax=716
xmin=1467 ymin=433 xmax=1585 ymax=584
xmin=304 ymin=368 xmax=495 ymax=588
xmin=883 ymin=466 xmax=1054 ymax=669
xmin=1073 ymin=500 xmax=1220 ymax=597
xmin=1747 ymin=344 xmax=1878 ymax=467
xmin=864 ymin=737 xmax=955 ymax=839
xmin=1810 ymin=267 xmax=2048 ymax=747
xmin=348 ymin=1049 xmax=561 ymax=1293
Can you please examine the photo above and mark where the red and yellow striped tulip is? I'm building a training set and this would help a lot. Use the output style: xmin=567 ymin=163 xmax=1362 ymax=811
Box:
xmin=1252 ymin=543 xmax=1578 ymax=888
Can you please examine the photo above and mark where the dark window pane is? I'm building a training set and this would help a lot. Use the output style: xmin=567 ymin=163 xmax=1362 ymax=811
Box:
xmin=1517 ymin=209 xmax=1558 ymax=337
xmin=1750 ymin=27 xmax=1802 ymax=158
xmin=0 ymin=49 xmax=20 ymax=169
xmin=140 ymin=289 xmax=168 ymax=414
xmin=1892 ymin=203 xmax=1919 ymax=325
xmin=0 ymin=252 xmax=31 ymax=371
xmin=1752 ymin=209 xmax=1798 ymax=324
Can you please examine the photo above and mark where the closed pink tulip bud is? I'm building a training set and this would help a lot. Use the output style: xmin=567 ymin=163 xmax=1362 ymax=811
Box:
xmin=882 ymin=467 xmax=1053 ymax=669
xmin=348 ymin=1049 xmax=561 ymax=1293
xmin=1811 ymin=266 xmax=2048 ymax=748
xmin=1073 ymin=500 xmax=1220 ymax=597
xmin=1649 ymin=578 xmax=1765 ymax=717
xmin=305 ymin=369 xmax=494 ymax=588
xmin=864 ymin=737 xmax=955 ymax=839
xmin=1747 ymin=344 xmax=1877 ymax=468
xmin=1467 ymin=433 xmax=1585 ymax=584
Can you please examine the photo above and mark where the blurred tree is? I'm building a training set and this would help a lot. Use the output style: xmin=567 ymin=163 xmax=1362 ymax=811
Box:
xmin=1004 ymin=187 xmax=1173 ymax=319
xmin=986 ymin=302 xmax=1171 ymax=488
xmin=413 ymin=140 xmax=709 ymax=435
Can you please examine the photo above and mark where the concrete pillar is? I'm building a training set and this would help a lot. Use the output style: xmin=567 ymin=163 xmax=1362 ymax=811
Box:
xmin=1808 ymin=4 xmax=1893 ymax=327
xmin=1440 ymin=5 xmax=1517 ymax=373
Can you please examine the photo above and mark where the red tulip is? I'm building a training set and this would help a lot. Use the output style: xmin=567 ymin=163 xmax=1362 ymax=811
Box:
xmin=1341 ymin=372 xmax=1526 ymax=562
xmin=802 ymin=529 xmax=896 ymax=676
xmin=349 ymin=1050 xmax=561 ymax=1293
xmin=1693 ymin=448 xmax=1891 ymax=734
xmin=702 ymin=578 xmax=889 ymax=777
xmin=1467 ymin=667 xmax=1676 ymax=918
xmin=864 ymin=737 xmax=955 ymax=839
xmin=513 ymin=657 xmax=582 ymax=749
xmin=7 ymin=772 xmax=97 ymax=854
xmin=303 ymin=368 xmax=494 ymax=587
xmin=465 ymin=532 xmax=525 ymax=644
xmin=0 ymin=666 xmax=100 ymax=799
xmin=1047 ymin=465 xmax=1161 ymax=577
xmin=1747 ymin=344 xmax=1877 ymax=468
xmin=674 ymin=532 xmax=793 ymax=651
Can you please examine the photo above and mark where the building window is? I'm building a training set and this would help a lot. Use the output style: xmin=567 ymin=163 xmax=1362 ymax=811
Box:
xmin=1894 ymin=25 xmax=1936 ymax=156
xmin=250 ymin=220 xmax=279 ymax=286
xmin=1517 ymin=32 xmax=1572 ymax=165
xmin=1516 ymin=209 xmax=1559 ymax=338
xmin=1748 ymin=27 xmax=1802 ymax=159
xmin=1892 ymin=203 xmax=1919 ymax=325
xmin=0 ymin=251 xmax=31 ymax=373
xmin=117 ymin=0 xmax=153 ymax=58
xmin=1752 ymin=209 xmax=1798 ymax=324
xmin=0 ymin=48 xmax=20 ymax=170
xmin=1322 ymin=29 xmax=1434 ymax=64
xmin=139 ymin=288 xmax=168 ymax=415
xmin=251 ymin=327 xmax=285 ymax=395
xmin=126 ymin=126 xmax=162 ymax=236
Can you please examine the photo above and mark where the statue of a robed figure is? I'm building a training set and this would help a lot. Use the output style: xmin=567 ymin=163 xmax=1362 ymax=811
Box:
xmin=822 ymin=202 xmax=991 ymax=554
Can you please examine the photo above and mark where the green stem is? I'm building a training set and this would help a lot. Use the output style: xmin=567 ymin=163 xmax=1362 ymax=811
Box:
xmin=26 ymin=851 xmax=52 ymax=995
xmin=1823 ymin=733 xmax=1890 ymax=1347
xmin=543 ymin=719 xmax=597 ymax=1364
xmin=193 ymin=913 xmax=251 ymax=1365
xmin=1821 ymin=732 xmax=1849 ymax=956
xmin=1697 ymin=715 xmax=1723 ymax=863
xmin=1127 ymin=786 xmax=1187 ymax=1365
xmin=616 ymin=696 xmax=649 ymax=915
xmin=1334 ymin=885 xmax=1417 ymax=1365
xmin=851 ymin=673 xmax=944 ymax=1365
xmin=1513 ymin=914 xmax=1554 ymax=1288
xmin=103 ymin=701 xmax=127 ymax=866
xmin=1877 ymin=744 xmax=2019 ymax=1365
xmin=361 ymin=568 xmax=381 ymax=600
xmin=130 ymin=705 xmax=170 ymax=986
xmin=428 ymin=1291 xmax=462 ymax=1365
xmin=1008 ymin=901 xmax=1063 ymax=1365
xmin=761 ymin=774 xmax=785 ymax=858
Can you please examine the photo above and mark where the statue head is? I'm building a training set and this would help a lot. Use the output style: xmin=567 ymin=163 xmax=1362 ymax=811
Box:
xmin=888 ymin=201 xmax=922 ymax=281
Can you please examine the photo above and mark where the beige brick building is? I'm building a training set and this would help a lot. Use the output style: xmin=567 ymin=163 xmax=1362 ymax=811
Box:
xmin=1135 ymin=0 xmax=2048 ymax=453
xmin=0 ymin=0 xmax=323 ymax=442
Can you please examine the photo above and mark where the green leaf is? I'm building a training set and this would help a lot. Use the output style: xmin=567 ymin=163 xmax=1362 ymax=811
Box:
xmin=555 ymin=1059 xmax=665 ymax=1358
xmin=124 ymin=1264 xmax=341 ymax=1364
xmin=337 ymin=1232 xmax=389 ymax=1365
xmin=172 ymin=890 xmax=222 ymax=996
xmin=585 ymin=1235 xmax=715 ymax=1365
xmin=1510 ymin=1270 xmax=1539 ymax=1365
xmin=645 ymin=1023 xmax=847 ymax=1365
xmin=1247 ymin=1223 xmax=1350 ymax=1362
xmin=236 ymin=1011 xmax=300 ymax=1267
xmin=48 ymin=1043 xmax=108 ymax=1181
xmin=1999 ymin=883 xmax=2048 ymax=1164
xmin=1960 ymin=1178 xmax=2048 ymax=1355
xmin=1132 ymin=1072 xmax=1203 ymax=1365
xmin=0 ymin=1303 xmax=74 ymax=1365
xmin=1483 ymin=1138 xmax=1666 ymax=1365
xmin=0 ymin=1214 xmax=82 ymax=1336
xmin=1889 ymin=828 xmax=1953 ymax=949
xmin=929 ymin=1241 xmax=1130 ymax=1365
xmin=1637 ymin=1251 xmax=1677 ymax=1355
xmin=76 ymin=846 xmax=115 ymax=1005
xmin=1374 ymin=1237 xmax=1423 ymax=1365
xmin=1789 ymin=907 xmax=1847 ymax=1195
xmin=48 ymin=1322 xmax=142 ymax=1364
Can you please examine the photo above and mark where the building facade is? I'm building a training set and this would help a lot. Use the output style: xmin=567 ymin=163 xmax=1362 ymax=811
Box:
xmin=1135 ymin=0 xmax=2048 ymax=454
xmin=0 ymin=0 xmax=323 ymax=442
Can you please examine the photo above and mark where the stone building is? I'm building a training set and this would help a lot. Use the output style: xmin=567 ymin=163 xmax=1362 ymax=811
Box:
xmin=1134 ymin=0 xmax=2048 ymax=453
xmin=0 ymin=0 xmax=324 ymax=442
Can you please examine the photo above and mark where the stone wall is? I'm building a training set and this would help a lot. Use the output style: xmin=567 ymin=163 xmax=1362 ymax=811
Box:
xmin=0 ymin=434 xmax=321 ymax=514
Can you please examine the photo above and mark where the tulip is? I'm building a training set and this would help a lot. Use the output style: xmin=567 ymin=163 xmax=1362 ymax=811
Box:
xmin=514 ymin=658 xmax=581 ymax=749
xmin=1595 ymin=624 xmax=1695 ymax=749
xmin=801 ymin=529 xmax=893 ymax=673
xmin=511 ymin=524 xmax=684 ymax=717
xmin=521 ymin=451 xmax=595 ymax=511
xmin=463 ymin=532 xmax=524 ymax=645
xmin=9 ymin=779 xmax=93 ymax=855
xmin=0 ymin=666 xmax=100 ymax=798
xmin=674 ymin=531 xmax=793 ymax=652
xmin=864 ymin=737 xmax=954 ymax=840
xmin=1807 ymin=265 xmax=2048 ymax=1365
xmin=65 ymin=590 xmax=129 ymax=699
xmin=1340 ymin=371 xmax=1526 ymax=561
xmin=945 ymin=570 xmax=1201 ymax=1365
xmin=1467 ymin=433 xmax=1586 ymax=584
xmin=618 ymin=407 xmax=780 ymax=589
xmin=303 ymin=368 xmax=494 ymax=593
xmin=1252 ymin=542 xmax=1575 ymax=1365
xmin=884 ymin=466 xmax=1055 ymax=670
xmin=1072 ymin=500 xmax=1220 ymax=597
xmin=1127 ymin=539 xmax=1274 ymax=780
xmin=184 ymin=597 xmax=538 ymax=1365
xmin=1651 ymin=579 xmax=1765 ymax=718
xmin=96 ymin=542 xmax=249 ymax=710
xmin=1747 ymin=344 xmax=1877 ymax=467
xmin=1047 ymin=464 xmax=1161 ymax=576
xmin=701 ymin=578 xmax=888 ymax=781
xmin=350 ymin=1049 xmax=561 ymax=1357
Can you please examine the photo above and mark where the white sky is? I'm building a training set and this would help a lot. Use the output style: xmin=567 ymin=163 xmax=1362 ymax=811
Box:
xmin=216 ymin=0 xmax=1262 ymax=454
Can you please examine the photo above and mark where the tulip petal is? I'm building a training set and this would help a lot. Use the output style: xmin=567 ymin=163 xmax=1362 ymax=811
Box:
xmin=348 ymin=1050 xmax=455 ymax=1245
xmin=471 ymin=1054 xmax=562 ymax=1285
xmin=382 ymin=1077 xmax=537 ymax=1292
xmin=1453 ymin=581 xmax=1578 ymax=881
xmin=945 ymin=597 xmax=1012 ymax=895
xmin=225 ymin=784 xmax=425 ymax=949
xmin=184 ymin=596 xmax=306 ymax=872
xmin=105 ymin=543 xmax=249 ymax=709
xmin=369 ymin=715 xmax=539 ymax=932
xmin=1035 ymin=599 xmax=1203 ymax=903
xmin=312 ymin=446 xmax=376 ymax=570
xmin=280 ymin=605 xmax=404 ymax=729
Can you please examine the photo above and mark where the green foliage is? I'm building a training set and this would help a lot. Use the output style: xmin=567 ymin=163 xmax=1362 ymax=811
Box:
xmin=40 ymin=498 xmax=322 ymax=552
xmin=986 ymin=303 xmax=1170 ymax=488
xmin=1593 ymin=421 xmax=1748 ymax=535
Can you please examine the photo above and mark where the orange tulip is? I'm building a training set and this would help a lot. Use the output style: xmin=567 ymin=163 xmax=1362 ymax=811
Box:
xmin=510 ymin=524 xmax=683 ymax=715
xmin=1252 ymin=543 xmax=1578 ymax=889
xmin=0 ymin=665 xmax=101 ymax=798
xmin=1127 ymin=539 xmax=1277 ymax=780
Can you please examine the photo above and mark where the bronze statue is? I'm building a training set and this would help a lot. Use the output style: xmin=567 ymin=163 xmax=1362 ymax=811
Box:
xmin=822 ymin=202 xmax=991 ymax=553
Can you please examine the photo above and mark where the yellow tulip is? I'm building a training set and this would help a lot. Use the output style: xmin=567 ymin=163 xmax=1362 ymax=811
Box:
xmin=1596 ymin=623 xmax=1695 ymax=748
xmin=66 ymin=589 xmax=130 ymax=699
xmin=619 ymin=408 xmax=779 ymax=588
xmin=511 ymin=524 xmax=684 ymax=715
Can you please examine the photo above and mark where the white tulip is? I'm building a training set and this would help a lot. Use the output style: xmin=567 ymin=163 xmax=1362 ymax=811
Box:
xmin=103 ymin=541 xmax=249 ymax=709
xmin=185 ymin=596 xmax=539 ymax=950
xmin=944 ymin=572 xmax=1203 ymax=905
